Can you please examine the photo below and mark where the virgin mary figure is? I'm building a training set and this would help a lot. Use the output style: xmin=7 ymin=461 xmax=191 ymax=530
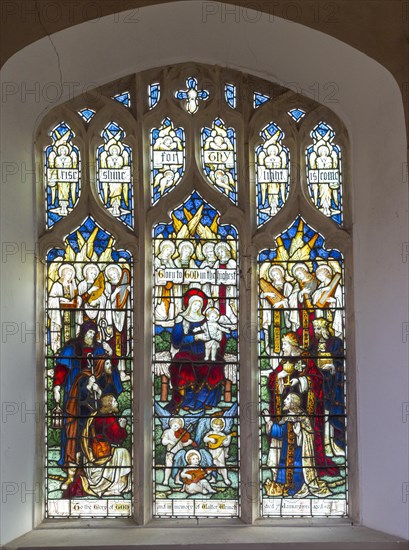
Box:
xmin=165 ymin=289 xmax=225 ymax=413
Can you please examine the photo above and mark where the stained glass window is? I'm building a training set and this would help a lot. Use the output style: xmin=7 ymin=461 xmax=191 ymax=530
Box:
xmin=78 ymin=108 xmax=96 ymax=123
xmin=112 ymin=92 xmax=131 ymax=107
xmin=306 ymin=122 xmax=343 ymax=225
xmin=96 ymin=122 xmax=133 ymax=228
xmin=45 ymin=122 xmax=81 ymax=229
xmin=40 ymin=65 xmax=350 ymax=524
xmin=258 ymin=217 xmax=347 ymax=517
xmin=45 ymin=216 xmax=133 ymax=517
xmin=254 ymin=92 xmax=270 ymax=108
xmin=148 ymin=83 xmax=161 ymax=109
xmin=201 ymin=118 xmax=237 ymax=203
xmin=151 ymin=118 xmax=185 ymax=204
xmin=288 ymin=108 xmax=305 ymax=122
xmin=225 ymin=84 xmax=237 ymax=109
xmin=256 ymin=122 xmax=290 ymax=226
xmin=153 ymin=192 xmax=240 ymax=518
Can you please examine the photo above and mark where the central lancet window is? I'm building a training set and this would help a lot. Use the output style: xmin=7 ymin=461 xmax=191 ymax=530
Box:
xmin=38 ymin=64 xmax=349 ymax=521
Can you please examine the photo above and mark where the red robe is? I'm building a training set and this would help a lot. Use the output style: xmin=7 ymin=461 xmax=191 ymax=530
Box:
xmin=268 ymin=356 xmax=339 ymax=476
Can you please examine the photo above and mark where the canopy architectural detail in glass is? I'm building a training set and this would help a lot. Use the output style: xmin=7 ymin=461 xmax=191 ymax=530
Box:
xmin=201 ymin=118 xmax=237 ymax=203
xmin=151 ymin=118 xmax=185 ymax=204
xmin=153 ymin=192 xmax=240 ymax=518
xmin=258 ymin=217 xmax=347 ymax=517
xmin=306 ymin=122 xmax=343 ymax=225
xmin=175 ymin=77 xmax=209 ymax=114
xmin=45 ymin=216 xmax=133 ymax=518
xmin=45 ymin=122 xmax=81 ymax=229
xmin=96 ymin=122 xmax=133 ymax=228
xmin=256 ymin=122 xmax=290 ymax=226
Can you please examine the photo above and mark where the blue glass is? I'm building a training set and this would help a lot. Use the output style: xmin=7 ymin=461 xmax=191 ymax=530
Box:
xmin=256 ymin=122 xmax=290 ymax=226
xmin=254 ymin=92 xmax=270 ymax=108
xmin=78 ymin=108 xmax=96 ymax=123
xmin=96 ymin=122 xmax=133 ymax=228
xmin=175 ymin=77 xmax=209 ymax=114
xmin=288 ymin=108 xmax=306 ymax=122
xmin=225 ymin=84 xmax=237 ymax=109
xmin=45 ymin=122 xmax=81 ymax=229
xmin=151 ymin=118 xmax=185 ymax=204
xmin=112 ymin=92 xmax=131 ymax=107
xmin=148 ymin=83 xmax=160 ymax=109
xmin=306 ymin=122 xmax=343 ymax=225
xmin=201 ymin=118 xmax=237 ymax=203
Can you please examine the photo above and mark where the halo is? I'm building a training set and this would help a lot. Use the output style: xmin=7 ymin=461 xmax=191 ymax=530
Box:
xmin=183 ymin=288 xmax=208 ymax=311
xmin=159 ymin=240 xmax=176 ymax=255
xmin=291 ymin=262 xmax=309 ymax=277
xmin=83 ymin=263 xmax=99 ymax=278
xmin=178 ymin=240 xmax=194 ymax=254
xmin=202 ymin=242 xmax=215 ymax=254
xmin=210 ymin=417 xmax=225 ymax=429
xmin=268 ymin=264 xmax=285 ymax=278
xmin=105 ymin=264 xmax=122 ymax=279
xmin=58 ymin=263 xmax=75 ymax=278
xmin=185 ymin=449 xmax=201 ymax=463
xmin=215 ymin=241 xmax=231 ymax=258
xmin=170 ymin=417 xmax=184 ymax=428
xmin=316 ymin=264 xmax=332 ymax=275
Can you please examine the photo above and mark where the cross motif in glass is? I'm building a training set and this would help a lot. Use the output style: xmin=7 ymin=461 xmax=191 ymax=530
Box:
xmin=175 ymin=77 xmax=209 ymax=114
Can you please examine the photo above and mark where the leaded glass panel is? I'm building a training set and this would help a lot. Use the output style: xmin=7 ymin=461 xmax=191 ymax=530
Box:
xmin=258 ymin=217 xmax=347 ymax=516
xmin=306 ymin=122 xmax=343 ymax=225
xmin=153 ymin=192 xmax=240 ymax=518
xmin=151 ymin=118 xmax=185 ymax=204
xmin=45 ymin=217 xmax=133 ymax=517
xmin=256 ymin=122 xmax=290 ymax=226
xmin=201 ymin=118 xmax=237 ymax=203
xmin=45 ymin=122 xmax=81 ymax=229
xmin=96 ymin=122 xmax=133 ymax=228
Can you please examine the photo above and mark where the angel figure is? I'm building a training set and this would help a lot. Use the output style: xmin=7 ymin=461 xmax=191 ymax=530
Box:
xmin=99 ymin=134 xmax=130 ymax=217
xmin=47 ymin=132 xmax=79 ymax=216
xmin=257 ymin=130 xmax=288 ymax=216
xmin=179 ymin=449 xmax=217 ymax=495
xmin=194 ymin=402 xmax=237 ymax=487
xmin=152 ymin=120 xmax=184 ymax=198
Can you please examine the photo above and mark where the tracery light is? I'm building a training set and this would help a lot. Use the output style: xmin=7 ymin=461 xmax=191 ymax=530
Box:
xmin=201 ymin=118 xmax=237 ymax=203
xmin=96 ymin=122 xmax=133 ymax=229
xmin=306 ymin=122 xmax=343 ymax=225
xmin=44 ymin=122 xmax=81 ymax=229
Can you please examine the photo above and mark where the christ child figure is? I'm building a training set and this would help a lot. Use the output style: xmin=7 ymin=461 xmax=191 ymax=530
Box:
xmin=194 ymin=308 xmax=231 ymax=361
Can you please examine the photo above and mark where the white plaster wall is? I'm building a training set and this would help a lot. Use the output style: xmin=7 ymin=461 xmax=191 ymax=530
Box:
xmin=0 ymin=1 xmax=407 ymax=544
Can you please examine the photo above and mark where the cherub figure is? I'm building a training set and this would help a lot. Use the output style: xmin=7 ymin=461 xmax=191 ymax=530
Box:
xmin=203 ymin=418 xmax=232 ymax=486
xmin=161 ymin=417 xmax=193 ymax=486
xmin=180 ymin=450 xmax=217 ymax=495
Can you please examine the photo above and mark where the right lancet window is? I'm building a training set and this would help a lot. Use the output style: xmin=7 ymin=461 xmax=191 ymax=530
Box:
xmin=258 ymin=217 xmax=347 ymax=517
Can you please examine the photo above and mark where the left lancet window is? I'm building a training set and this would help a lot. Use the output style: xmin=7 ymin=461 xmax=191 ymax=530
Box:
xmin=45 ymin=217 xmax=133 ymax=517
